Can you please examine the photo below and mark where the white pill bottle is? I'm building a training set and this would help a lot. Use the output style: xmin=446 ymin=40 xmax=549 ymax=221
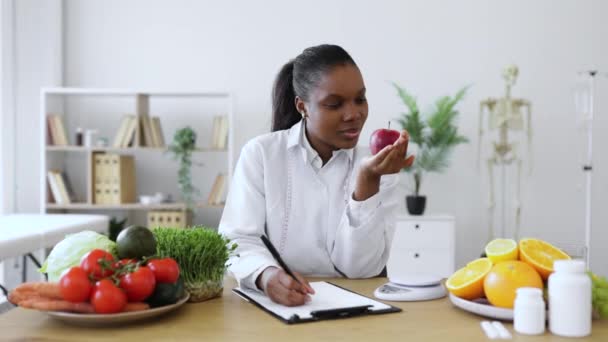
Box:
xmin=548 ymin=259 xmax=591 ymax=337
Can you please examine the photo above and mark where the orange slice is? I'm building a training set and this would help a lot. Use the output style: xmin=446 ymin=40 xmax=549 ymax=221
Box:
xmin=519 ymin=238 xmax=571 ymax=280
xmin=446 ymin=258 xmax=493 ymax=300
xmin=485 ymin=238 xmax=518 ymax=263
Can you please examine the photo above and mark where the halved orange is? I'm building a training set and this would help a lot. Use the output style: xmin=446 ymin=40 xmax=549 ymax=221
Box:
xmin=446 ymin=258 xmax=493 ymax=300
xmin=519 ymin=238 xmax=571 ymax=280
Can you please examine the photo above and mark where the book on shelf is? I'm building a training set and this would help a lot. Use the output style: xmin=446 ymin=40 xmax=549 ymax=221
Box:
xmin=111 ymin=114 xmax=165 ymax=148
xmin=112 ymin=115 xmax=131 ymax=148
xmin=47 ymin=170 xmax=75 ymax=204
xmin=207 ymin=173 xmax=226 ymax=205
xmin=112 ymin=115 xmax=138 ymax=148
xmin=152 ymin=117 xmax=165 ymax=147
xmin=139 ymin=113 xmax=155 ymax=147
xmin=47 ymin=114 xmax=69 ymax=146
xmin=211 ymin=116 xmax=228 ymax=149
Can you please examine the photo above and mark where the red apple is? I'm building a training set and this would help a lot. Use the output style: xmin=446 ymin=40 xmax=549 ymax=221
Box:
xmin=369 ymin=128 xmax=400 ymax=155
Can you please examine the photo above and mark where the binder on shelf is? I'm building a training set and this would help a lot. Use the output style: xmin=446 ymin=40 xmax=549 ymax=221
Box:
xmin=93 ymin=153 xmax=104 ymax=204
xmin=93 ymin=153 xmax=136 ymax=204
xmin=233 ymin=281 xmax=400 ymax=324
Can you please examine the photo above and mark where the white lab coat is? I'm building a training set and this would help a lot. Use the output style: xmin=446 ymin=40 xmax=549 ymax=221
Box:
xmin=219 ymin=120 xmax=400 ymax=290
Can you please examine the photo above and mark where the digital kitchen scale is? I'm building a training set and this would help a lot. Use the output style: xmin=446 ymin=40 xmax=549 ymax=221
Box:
xmin=374 ymin=274 xmax=446 ymax=302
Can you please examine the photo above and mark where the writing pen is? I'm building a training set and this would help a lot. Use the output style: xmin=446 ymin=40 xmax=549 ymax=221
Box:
xmin=260 ymin=235 xmax=303 ymax=286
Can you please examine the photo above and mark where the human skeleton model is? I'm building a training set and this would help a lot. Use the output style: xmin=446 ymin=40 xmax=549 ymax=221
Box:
xmin=478 ymin=65 xmax=532 ymax=240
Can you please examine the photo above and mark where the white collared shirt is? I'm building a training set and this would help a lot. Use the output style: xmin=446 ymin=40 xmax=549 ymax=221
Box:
xmin=219 ymin=120 xmax=400 ymax=290
xmin=300 ymin=121 xmax=353 ymax=172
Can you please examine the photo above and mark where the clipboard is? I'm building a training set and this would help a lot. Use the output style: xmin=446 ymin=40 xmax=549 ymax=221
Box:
xmin=233 ymin=281 xmax=401 ymax=324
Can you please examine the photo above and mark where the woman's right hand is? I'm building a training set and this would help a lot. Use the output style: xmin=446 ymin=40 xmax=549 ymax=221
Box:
xmin=256 ymin=267 xmax=315 ymax=306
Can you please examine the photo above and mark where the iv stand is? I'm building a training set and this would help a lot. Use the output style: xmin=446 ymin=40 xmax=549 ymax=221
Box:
xmin=576 ymin=70 xmax=607 ymax=269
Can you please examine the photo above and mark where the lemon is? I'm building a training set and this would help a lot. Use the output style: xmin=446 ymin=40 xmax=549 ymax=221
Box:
xmin=446 ymin=258 xmax=493 ymax=300
xmin=485 ymin=238 xmax=518 ymax=263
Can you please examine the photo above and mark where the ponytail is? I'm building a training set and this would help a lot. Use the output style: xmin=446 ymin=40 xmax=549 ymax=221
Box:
xmin=271 ymin=61 xmax=301 ymax=132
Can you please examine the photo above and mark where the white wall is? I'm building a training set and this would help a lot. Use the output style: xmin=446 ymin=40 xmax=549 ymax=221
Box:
xmin=12 ymin=0 xmax=608 ymax=274
xmin=2 ymin=0 xmax=62 ymax=289
xmin=13 ymin=0 xmax=63 ymax=213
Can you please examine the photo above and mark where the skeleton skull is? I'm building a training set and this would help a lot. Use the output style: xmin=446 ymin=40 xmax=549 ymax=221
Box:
xmin=502 ymin=64 xmax=519 ymax=86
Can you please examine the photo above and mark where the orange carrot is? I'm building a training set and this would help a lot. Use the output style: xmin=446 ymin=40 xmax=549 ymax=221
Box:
xmin=13 ymin=282 xmax=62 ymax=300
xmin=19 ymin=298 xmax=94 ymax=313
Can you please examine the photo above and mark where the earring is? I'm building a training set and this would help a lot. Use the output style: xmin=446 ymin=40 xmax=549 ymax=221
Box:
xmin=300 ymin=111 xmax=307 ymax=119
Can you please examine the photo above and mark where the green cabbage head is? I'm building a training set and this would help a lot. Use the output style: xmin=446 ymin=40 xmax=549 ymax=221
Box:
xmin=39 ymin=230 xmax=116 ymax=282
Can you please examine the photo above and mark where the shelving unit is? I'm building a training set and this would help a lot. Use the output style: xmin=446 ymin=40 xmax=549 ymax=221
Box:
xmin=40 ymin=88 xmax=234 ymax=227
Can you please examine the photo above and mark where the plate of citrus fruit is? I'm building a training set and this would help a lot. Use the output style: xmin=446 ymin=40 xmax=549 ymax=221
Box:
xmin=446 ymin=238 xmax=570 ymax=320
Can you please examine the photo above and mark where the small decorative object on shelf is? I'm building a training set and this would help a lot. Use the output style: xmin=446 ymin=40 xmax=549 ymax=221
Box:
xmin=84 ymin=129 xmax=98 ymax=147
xmin=75 ymin=127 xmax=83 ymax=146
xmin=394 ymin=84 xmax=469 ymax=215
xmin=148 ymin=210 xmax=190 ymax=229
xmin=167 ymin=126 xmax=201 ymax=210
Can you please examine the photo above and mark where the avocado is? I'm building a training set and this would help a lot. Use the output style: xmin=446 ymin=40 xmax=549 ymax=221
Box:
xmin=116 ymin=225 xmax=157 ymax=260
xmin=146 ymin=277 xmax=185 ymax=308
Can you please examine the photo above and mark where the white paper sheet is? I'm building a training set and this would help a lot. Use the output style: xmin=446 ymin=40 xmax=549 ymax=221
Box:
xmin=235 ymin=281 xmax=391 ymax=321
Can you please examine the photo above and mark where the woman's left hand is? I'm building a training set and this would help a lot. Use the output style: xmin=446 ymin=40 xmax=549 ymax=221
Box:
xmin=353 ymin=130 xmax=415 ymax=201
xmin=361 ymin=130 xmax=415 ymax=177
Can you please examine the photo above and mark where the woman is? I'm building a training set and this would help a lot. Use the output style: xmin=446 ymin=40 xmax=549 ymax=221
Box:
xmin=219 ymin=44 xmax=414 ymax=306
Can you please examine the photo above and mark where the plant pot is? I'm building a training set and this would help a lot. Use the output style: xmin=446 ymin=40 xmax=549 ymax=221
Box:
xmin=186 ymin=278 xmax=224 ymax=302
xmin=406 ymin=195 xmax=426 ymax=215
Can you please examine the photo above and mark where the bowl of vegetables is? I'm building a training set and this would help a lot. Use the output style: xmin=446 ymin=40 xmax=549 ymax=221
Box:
xmin=9 ymin=227 xmax=189 ymax=326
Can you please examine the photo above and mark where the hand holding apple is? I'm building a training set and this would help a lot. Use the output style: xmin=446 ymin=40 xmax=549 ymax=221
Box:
xmin=369 ymin=127 xmax=401 ymax=155
xmin=355 ymin=128 xmax=415 ymax=201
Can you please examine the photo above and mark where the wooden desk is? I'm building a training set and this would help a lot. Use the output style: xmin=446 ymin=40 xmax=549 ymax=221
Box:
xmin=0 ymin=277 xmax=606 ymax=341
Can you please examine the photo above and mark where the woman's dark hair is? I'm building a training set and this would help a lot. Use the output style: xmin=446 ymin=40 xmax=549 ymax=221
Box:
xmin=271 ymin=44 xmax=357 ymax=132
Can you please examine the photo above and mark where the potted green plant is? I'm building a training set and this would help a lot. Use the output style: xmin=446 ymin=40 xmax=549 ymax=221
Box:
xmin=167 ymin=127 xmax=201 ymax=211
xmin=153 ymin=226 xmax=237 ymax=302
xmin=394 ymin=83 xmax=469 ymax=215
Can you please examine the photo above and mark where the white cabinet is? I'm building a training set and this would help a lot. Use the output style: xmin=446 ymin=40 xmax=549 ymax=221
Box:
xmin=387 ymin=215 xmax=455 ymax=279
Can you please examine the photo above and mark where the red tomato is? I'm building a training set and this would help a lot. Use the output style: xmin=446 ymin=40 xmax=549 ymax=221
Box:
xmin=147 ymin=258 xmax=180 ymax=284
xmin=90 ymin=279 xmax=127 ymax=314
xmin=59 ymin=267 xmax=92 ymax=303
xmin=80 ymin=249 xmax=115 ymax=280
xmin=119 ymin=266 xmax=156 ymax=302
